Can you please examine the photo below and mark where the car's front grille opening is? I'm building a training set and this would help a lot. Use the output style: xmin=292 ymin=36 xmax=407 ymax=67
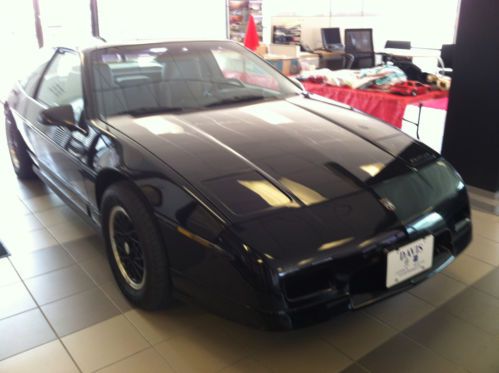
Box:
xmin=434 ymin=229 xmax=452 ymax=254
xmin=283 ymin=267 xmax=335 ymax=302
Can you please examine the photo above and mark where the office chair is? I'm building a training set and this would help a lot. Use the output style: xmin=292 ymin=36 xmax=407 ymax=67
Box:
xmin=321 ymin=27 xmax=344 ymax=51
xmin=383 ymin=40 xmax=412 ymax=63
xmin=344 ymin=28 xmax=377 ymax=68
xmin=440 ymin=44 xmax=454 ymax=77
xmin=384 ymin=40 xmax=411 ymax=49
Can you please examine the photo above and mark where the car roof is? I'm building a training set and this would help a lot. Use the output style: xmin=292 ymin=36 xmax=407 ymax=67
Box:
xmin=51 ymin=38 xmax=237 ymax=54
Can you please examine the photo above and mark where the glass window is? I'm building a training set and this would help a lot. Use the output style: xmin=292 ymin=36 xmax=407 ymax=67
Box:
xmin=91 ymin=41 xmax=299 ymax=118
xmin=20 ymin=49 xmax=55 ymax=97
xmin=37 ymin=51 xmax=83 ymax=120
xmin=212 ymin=49 xmax=278 ymax=90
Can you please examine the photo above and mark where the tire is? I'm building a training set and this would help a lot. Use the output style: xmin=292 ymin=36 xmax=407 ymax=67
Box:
xmin=101 ymin=181 xmax=172 ymax=310
xmin=5 ymin=111 xmax=36 ymax=179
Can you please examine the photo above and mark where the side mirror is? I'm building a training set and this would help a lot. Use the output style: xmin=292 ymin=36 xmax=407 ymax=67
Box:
xmin=39 ymin=105 xmax=76 ymax=129
xmin=289 ymin=77 xmax=306 ymax=91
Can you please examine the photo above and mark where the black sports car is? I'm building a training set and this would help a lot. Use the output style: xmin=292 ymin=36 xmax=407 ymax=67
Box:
xmin=4 ymin=40 xmax=471 ymax=329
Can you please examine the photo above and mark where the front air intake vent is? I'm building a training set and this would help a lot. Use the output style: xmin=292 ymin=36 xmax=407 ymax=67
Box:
xmin=283 ymin=266 xmax=335 ymax=302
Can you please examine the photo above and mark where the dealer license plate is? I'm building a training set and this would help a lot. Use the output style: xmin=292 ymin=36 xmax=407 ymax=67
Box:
xmin=386 ymin=235 xmax=434 ymax=288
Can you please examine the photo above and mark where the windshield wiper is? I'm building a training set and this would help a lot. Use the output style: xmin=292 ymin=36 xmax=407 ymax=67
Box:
xmin=204 ymin=94 xmax=268 ymax=108
xmin=116 ymin=106 xmax=185 ymax=117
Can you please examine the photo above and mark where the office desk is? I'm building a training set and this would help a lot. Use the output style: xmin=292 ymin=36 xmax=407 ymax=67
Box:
xmin=264 ymin=54 xmax=301 ymax=75
xmin=303 ymin=82 xmax=448 ymax=128
xmin=313 ymin=49 xmax=348 ymax=70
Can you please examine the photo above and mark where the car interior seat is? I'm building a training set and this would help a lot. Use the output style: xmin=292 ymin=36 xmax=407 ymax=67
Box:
xmin=161 ymin=54 xmax=216 ymax=108
xmin=93 ymin=64 xmax=128 ymax=117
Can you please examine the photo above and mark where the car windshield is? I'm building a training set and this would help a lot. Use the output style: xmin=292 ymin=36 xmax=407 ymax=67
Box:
xmin=90 ymin=41 xmax=301 ymax=119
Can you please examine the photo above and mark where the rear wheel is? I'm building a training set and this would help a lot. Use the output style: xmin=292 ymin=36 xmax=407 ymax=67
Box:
xmin=5 ymin=112 xmax=36 ymax=179
xmin=101 ymin=181 xmax=172 ymax=310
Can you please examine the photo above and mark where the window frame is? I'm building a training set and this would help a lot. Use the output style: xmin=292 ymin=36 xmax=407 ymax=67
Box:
xmin=35 ymin=48 xmax=84 ymax=108
xmin=19 ymin=48 xmax=57 ymax=98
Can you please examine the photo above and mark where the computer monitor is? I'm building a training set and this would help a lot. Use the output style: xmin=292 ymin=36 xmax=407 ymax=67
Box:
xmin=321 ymin=27 xmax=343 ymax=50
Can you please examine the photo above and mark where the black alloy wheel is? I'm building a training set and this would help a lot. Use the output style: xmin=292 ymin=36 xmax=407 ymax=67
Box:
xmin=101 ymin=181 xmax=172 ymax=310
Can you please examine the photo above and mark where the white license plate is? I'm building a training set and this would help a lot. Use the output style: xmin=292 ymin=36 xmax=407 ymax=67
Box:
xmin=386 ymin=235 xmax=434 ymax=288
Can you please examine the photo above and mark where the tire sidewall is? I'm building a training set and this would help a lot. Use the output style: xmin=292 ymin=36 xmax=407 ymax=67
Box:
xmin=101 ymin=182 xmax=171 ymax=309
xmin=5 ymin=114 xmax=22 ymax=174
xmin=5 ymin=112 xmax=36 ymax=179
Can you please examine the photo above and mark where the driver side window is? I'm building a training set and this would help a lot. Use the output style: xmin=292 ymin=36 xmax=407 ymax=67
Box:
xmin=37 ymin=51 xmax=83 ymax=122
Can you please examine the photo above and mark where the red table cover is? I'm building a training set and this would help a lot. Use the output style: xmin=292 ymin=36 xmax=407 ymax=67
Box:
xmin=303 ymin=82 xmax=449 ymax=128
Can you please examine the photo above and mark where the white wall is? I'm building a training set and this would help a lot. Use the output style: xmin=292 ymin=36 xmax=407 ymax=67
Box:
xmin=0 ymin=0 xmax=39 ymax=99
xmin=266 ymin=0 xmax=461 ymax=50
xmin=98 ymin=0 xmax=227 ymax=42
xmin=39 ymin=0 xmax=92 ymax=46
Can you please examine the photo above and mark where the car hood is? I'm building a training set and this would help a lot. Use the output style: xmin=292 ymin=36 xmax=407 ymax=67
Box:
xmin=106 ymin=95 xmax=451 ymax=263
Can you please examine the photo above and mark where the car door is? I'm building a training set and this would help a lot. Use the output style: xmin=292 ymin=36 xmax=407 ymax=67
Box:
xmin=23 ymin=48 xmax=90 ymax=212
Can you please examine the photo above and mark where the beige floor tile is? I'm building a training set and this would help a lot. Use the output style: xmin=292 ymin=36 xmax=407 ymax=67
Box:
xmin=365 ymin=292 xmax=434 ymax=330
xmin=35 ymin=205 xmax=82 ymax=228
xmin=172 ymin=311 xmax=289 ymax=354
xmin=473 ymin=268 xmax=499 ymax=299
xmin=155 ymin=321 xmax=255 ymax=373
xmin=464 ymin=235 xmax=499 ymax=266
xmin=23 ymin=194 xmax=65 ymax=213
xmin=62 ymin=315 xmax=149 ymax=373
xmin=79 ymin=255 xmax=115 ymax=285
xmin=250 ymin=336 xmax=352 ymax=373
xmin=101 ymin=280 xmax=133 ymax=312
xmin=97 ymin=348 xmax=174 ymax=373
xmin=3 ymin=227 xmax=58 ymax=254
xmin=125 ymin=306 xmax=204 ymax=345
xmin=219 ymin=357 xmax=272 ymax=373
xmin=341 ymin=363 xmax=370 ymax=373
xmin=10 ymin=245 xmax=74 ymax=279
xmin=359 ymin=334 xmax=464 ymax=373
xmin=63 ymin=234 xmax=106 ymax=263
xmin=0 ymin=198 xmax=30 ymax=216
xmin=0 ymin=258 xmax=20 ymax=287
xmin=472 ymin=209 xmax=499 ymax=242
xmin=0 ymin=281 xmax=36 ymax=320
xmin=42 ymin=287 xmax=120 ymax=337
xmin=443 ymin=287 xmax=499 ymax=335
xmin=16 ymin=180 xmax=52 ymax=200
xmin=0 ymin=340 xmax=78 ymax=373
xmin=443 ymin=254 xmax=494 ymax=285
xmin=0 ymin=309 xmax=56 ymax=360
xmin=25 ymin=265 xmax=95 ymax=305
xmin=318 ymin=311 xmax=397 ymax=360
xmin=46 ymin=220 xmax=96 ymax=244
xmin=405 ymin=309 xmax=499 ymax=373
xmin=409 ymin=272 xmax=467 ymax=306
xmin=472 ymin=209 xmax=499 ymax=223
xmin=0 ymin=212 xmax=43 ymax=233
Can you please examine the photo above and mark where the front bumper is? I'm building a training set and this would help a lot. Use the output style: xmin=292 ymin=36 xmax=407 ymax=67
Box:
xmin=258 ymin=217 xmax=471 ymax=330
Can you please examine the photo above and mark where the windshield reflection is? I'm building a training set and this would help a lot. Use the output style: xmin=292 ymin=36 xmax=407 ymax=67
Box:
xmin=91 ymin=41 xmax=300 ymax=119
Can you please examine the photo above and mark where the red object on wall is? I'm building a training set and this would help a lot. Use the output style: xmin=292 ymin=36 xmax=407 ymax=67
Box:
xmin=244 ymin=15 xmax=260 ymax=51
xmin=303 ymin=82 xmax=448 ymax=128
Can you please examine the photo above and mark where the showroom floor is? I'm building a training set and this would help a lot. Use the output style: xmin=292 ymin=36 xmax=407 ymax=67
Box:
xmin=0 ymin=120 xmax=498 ymax=373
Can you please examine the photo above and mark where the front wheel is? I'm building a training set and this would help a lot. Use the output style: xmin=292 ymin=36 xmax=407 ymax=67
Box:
xmin=5 ymin=112 xmax=36 ymax=179
xmin=101 ymin=181 xmax=172 ymax=310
